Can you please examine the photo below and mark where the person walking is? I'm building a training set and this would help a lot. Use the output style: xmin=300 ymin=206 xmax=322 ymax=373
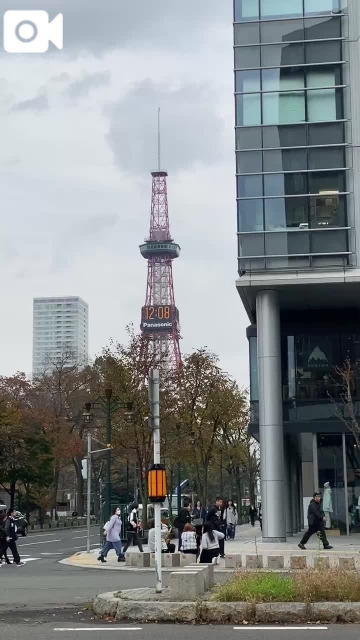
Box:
xmin=226 ymin=500 xmax=237 ymax=539
xmin=298 ymin=492 xmax=333 ymax=550
xmin=199 ymin=522 xmax=225 ymax=564
xmin=206 ymin=497 xmax=226 ymax=558
xmin=122 ymin=503 xmax=144 ymax=554
xmin=176 ymin=500 xmax=191 ymax=551
xmin=3 ymin=509 xmax=24 ymax=566
xmin=98 ymin=507 xmax=124 ymax=563
xmin=258 ymin=503 xmax=262 ymax=532
xmin=180 ymin=523 xmax=198 ymax=556
xmin=249 ymin=504 xmax=257 ymax=527
xmin=0 ymin=513 xmax=11 ymax=564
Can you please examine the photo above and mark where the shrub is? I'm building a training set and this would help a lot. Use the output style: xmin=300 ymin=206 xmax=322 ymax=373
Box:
xmin=216 ymin=572 xmax=296 ymax=603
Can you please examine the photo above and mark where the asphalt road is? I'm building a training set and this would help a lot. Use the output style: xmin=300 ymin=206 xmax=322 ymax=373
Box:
xmin=1 ymin=528 xmax=360 ymax=638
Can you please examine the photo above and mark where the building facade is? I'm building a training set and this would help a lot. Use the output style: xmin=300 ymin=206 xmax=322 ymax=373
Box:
xmin=33 ymin=296 xmax=89 ymax=376
xmin=234 ymin=0 xmax=360 ymax=539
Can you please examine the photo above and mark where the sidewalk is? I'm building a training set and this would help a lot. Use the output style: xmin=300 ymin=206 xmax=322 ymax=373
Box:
xmin=61 ymin=523 xmax=360 ymax=571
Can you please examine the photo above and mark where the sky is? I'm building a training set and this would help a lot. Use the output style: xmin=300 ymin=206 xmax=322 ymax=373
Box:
xmin=0 ymin=0 xmax=250 ymax=388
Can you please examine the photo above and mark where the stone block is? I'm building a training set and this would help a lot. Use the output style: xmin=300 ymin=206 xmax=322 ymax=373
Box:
xmin=180 ymin=553 xmax=197 ymax=566
xmin=314 ymin=556 xmax=330 ymax=570
xmin=267 ymin=555 xmax=284 ymax=570
xmin=199 ymin=601 xmax=253 ymax=624
xmin=183 ymin=565 xmax=209 ymax=591
xmin=128 ymin=552 xmax=150 ymax=568
xmin=246 ymin=554 xmax=263 ymax=569
xmin=115 ymin=600 xmax=196 ymax=623
xmin=225 ymin=554 xmax=242 ymax=569
xmin=310 ymin=602 xmax=360 ymax=624
xmin=170 ymin=570 xmax=204 ymax=600
xmin=93 ymin=592 xmax=120 ymax=618
xmin=339 ymin=556 xmax=355 ymax=570
xmin=256 ymin=603 xmax=308 ymax=624
xmin=163 ymin=553 xmax=181 ymax=568
xmin=189 ymin=562 xmax=214 ymax=588
xmin=290 ymin=555 xmax=307 ymax=570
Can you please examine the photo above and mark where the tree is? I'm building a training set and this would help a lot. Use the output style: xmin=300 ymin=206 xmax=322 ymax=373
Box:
xmin=329 ymin=357 xmax=360 ymax=448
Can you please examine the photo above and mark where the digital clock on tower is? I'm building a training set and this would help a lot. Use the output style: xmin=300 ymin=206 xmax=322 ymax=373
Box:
xmin=141 ymin=305 xmax=179 ymax=333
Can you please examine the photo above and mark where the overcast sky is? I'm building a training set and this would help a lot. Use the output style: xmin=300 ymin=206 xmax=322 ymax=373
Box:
xmin=0 ymin=0 xmax=250 ymax=388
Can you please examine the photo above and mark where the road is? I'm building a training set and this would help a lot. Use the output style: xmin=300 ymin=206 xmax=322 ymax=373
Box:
xmin=0 ymin=528 xmax=358 ymax=638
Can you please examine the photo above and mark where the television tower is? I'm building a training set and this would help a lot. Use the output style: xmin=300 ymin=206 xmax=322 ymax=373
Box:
xmin=139 ymin=109 xmax=182 ymax=369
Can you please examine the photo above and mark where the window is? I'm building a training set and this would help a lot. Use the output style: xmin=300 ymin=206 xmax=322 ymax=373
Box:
xmin=264 ymin=172 xmax=306 ymax=196
xmin=311 ymin=229 xmax=347 ymax=253
xmin=237 ymin=150 xmax=263 ymax=173
xmin=234 ymin=46 xmax=261 ymax=69
xmin=239 ymin=233 xmax=265 ymax=256
xmin=305 ymin=41 xmax=342 ymax=64
xmin=263 ymin=148 xmax=307 ymax=172
xmin=236 ymin=127 xmax=262 ymax=149
xmin=238 ymin=199 xmax=264 ymax=232
xmin=261 ymin=42 xmax=304 ymax=67
xmin=235 ymin=70 xmax=261 ymax=93
xmin=260 ymin=19 xmax=304 ymax=43
xmin=234 ymin=0 xmax=259 ymax=21
xmin=262 ymin=124 xmax=306 ymax=147
xmin=308 ymin=122 xmax=344 ymax=145
xmin=265 ymin=196 xmax=308 ymax=229
xmin=308 ymin=170 xmax=345 ymax=194
xmin=310 ymin=193 xmax=346 ymax=227
xmin=308 ymin=147 xmax=345 ymax=170
xmin=262 ymin=91 xmax=305 ymax=124
xmin=304 ymin=0 xmax=340 ymax=15
xmin=265 ymin=231 xmax=310 ymax=255
xmin=307 ymin=88 xmax=338 ymax=121
xmin=304 ymin=16 xmax=341 ymax=40
xmin=260 ymin=0 xmax=303 ymax=19
xmin=237 ymin=174 xmax=263 ymax=197
xmin=234 ymin=23 xmax=260 ymax=45
xmin=236 ymin=94 xmax=261 ymax=126
xmin=262 ymin=68 xmax=304 ymax=92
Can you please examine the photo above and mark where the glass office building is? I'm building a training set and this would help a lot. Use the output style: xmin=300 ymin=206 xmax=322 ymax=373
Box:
xmin=235 ymin=0 xmax=360 ymax=539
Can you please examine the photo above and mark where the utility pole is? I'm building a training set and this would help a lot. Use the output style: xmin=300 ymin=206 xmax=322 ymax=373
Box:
xmin=86 ymin=432 xmax=92 ymax=553
xmin=105 ymin=388 xmax=112 ymax=524
xmin=149 ymin=368 xmax=162 ymax=593
xmin=176 ymin=423 xmax=181 ymax=516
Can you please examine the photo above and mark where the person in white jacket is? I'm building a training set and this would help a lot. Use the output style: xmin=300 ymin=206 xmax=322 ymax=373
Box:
xmin=199 ymin=522 xmax=225 ymax=564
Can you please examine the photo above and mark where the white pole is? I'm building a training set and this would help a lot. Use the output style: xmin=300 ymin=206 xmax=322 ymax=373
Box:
xmin=86 ymin=432 xmax=92 ymax=554
xmin=151 ymin=368 xmax=162 ymax=593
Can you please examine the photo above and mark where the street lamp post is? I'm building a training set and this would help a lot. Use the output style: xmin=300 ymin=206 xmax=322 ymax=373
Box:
xmin=176 ymin=423 xmax=181 ymax=516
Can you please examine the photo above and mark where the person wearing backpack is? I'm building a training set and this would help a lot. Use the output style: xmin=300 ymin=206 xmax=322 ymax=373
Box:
xmin=3 ymin=509 xmax=24 ymax=566
xmin=122 ymin=503 xmax=144 ymax=553
xmin=97 ymin=507 xmax=124 ymax=563
xmin=0 ymin=513 xmax=11 ymax=564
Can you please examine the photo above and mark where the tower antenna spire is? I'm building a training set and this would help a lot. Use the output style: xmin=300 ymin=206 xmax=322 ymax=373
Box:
xmin=157 ymin=107 xmax=161 ymax=172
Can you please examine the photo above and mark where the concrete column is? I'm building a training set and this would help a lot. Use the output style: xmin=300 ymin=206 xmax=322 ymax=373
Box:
xmin=291 ymin=451 xmax=298 ymax=535
xmin=284 ymin=438 xmax=293 ymax=537
xmin=256 ymin=290 xmax=286 ymax=542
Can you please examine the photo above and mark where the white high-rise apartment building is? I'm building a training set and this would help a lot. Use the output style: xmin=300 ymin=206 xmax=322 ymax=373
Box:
xmin=32 ymin=296 xmax=89 ymax=376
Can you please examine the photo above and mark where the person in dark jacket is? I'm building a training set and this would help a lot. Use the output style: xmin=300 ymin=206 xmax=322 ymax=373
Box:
xmin=298 ymin=492 xmax=333 ymax=550
xmin=0 ymin=513 xmax=11 ymax=564
xmin=206 ymin=497 xmax=226 ymax=558
xmin=249 ymin=505 xmax=257 ymax=527
xmin=122 ymin=503 xmax=143 ymax=553
xmin=4 ymin=509 xmax=24 ymax=566
xmin=177 ymin=500 xmax=191 ymax=550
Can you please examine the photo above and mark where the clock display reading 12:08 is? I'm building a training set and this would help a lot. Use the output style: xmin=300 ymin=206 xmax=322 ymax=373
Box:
xmin=141 ymin=305 xmax=178 ymax=333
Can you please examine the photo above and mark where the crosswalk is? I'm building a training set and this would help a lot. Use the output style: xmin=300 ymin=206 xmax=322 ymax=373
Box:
xmin=1 ymin=554 xmax=42 ymax=565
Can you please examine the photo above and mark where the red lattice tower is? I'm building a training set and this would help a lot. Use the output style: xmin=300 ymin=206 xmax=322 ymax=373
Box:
xmin=139 ymin=163 xmax=181 ymax=369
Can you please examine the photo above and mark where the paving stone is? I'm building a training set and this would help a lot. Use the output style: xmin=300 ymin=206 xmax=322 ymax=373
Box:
xmin=256 ymin=603 xmax=308 ymax=624
xmin=115 ymin=600 xmax=196 ymax=623
xmin=339 ymin=556 xmax=355 ymax=570
xmin=199 ymin=601 xmax=254 ymax=624
xmin=267 ymin=555 xmax=284 ymax=570
xmin=290 ymin=555 xmax=307 ymax=570
xmin=246 ymin=554 xmax=263 ymax=569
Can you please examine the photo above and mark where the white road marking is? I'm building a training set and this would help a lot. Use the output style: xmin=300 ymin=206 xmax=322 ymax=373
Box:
xmin=17 ymin=539 xmax=62 ymax=546
xmin=233 ymin=627 xmax=328 ymax=631
xmin=41 ymin=552 xmax=63 ymax=555
xmin=26 ymin=533 xmax=58 ymax=538
xmin=54 ymin=628 xmax=142 ymax=632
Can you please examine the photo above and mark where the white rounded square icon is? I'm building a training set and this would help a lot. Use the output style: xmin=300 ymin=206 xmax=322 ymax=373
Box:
xmin=4 ymin=10 xmax=63 ymax=53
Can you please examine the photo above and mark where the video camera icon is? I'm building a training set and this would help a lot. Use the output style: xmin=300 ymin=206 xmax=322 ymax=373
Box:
xmin=4 ymin=10 xmax=63 ymax=53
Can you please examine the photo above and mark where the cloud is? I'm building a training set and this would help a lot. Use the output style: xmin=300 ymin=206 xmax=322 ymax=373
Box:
xmin=65 ymin=70 xmax=111 ymax=99
xmin=105 ymin=80 xmax=225 ymax=175
xmin=11 ymin=93 xmax=49 ymax=111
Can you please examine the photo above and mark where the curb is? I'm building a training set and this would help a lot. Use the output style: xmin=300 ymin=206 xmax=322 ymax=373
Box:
xmin=59 ymin=557 xmax=233 ymax=574
xmin=93 ymin=592 xmax=360 ymax=624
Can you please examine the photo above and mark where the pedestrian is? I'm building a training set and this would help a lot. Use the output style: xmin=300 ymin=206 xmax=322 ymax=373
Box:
xmin=298 ymin=492 xmax=333 ymax=550
xmin=226 ymin=500 xmax=237 ymax=539
xmin=98 ymin=507 xmax=124 ymax=563
xmin=249 ymin=504 xmax=257 ymax=527
xmin=122 ymin=503 xmax=144 ymax=554
xmin=206 ymin=497 xmax=226 ymax=558
xmin=0 ymin=513 xmax=11 ymax=564
xmin=3 ymin=509 xmax=24 ymax=566
xmin=192 ymin=500 xmax=206 ymax=547
xmin=258 ymin=503 xmax=262 ymax=532
xmin=175 ymin=500 xmax=191 ymax=551
xmin=180 ymin=523 xmax=198 ymax=556
xmin=199 ymin=522 xmax=225 ymax=564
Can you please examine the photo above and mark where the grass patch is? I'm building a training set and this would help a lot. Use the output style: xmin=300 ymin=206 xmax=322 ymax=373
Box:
xmin=216 ymin=569 xmax=360 ymax=603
